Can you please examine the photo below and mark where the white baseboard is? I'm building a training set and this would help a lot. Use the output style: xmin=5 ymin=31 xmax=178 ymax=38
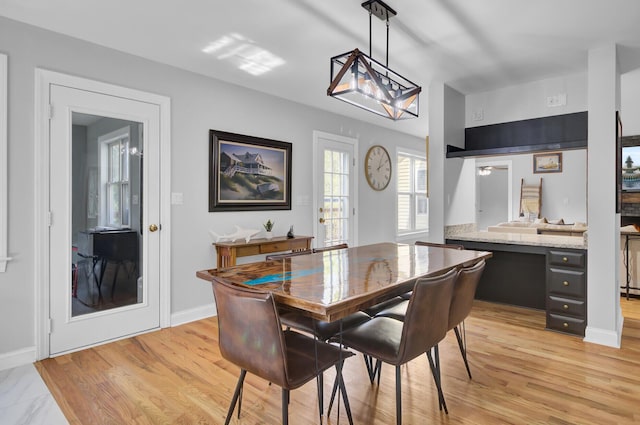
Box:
xmin=171 ymin=303 xmax=216 ymax=327
xmin=0 ymin=347 xmax=36 ymax=371
xmin=584 ymin=313 xmax=623 ymax=348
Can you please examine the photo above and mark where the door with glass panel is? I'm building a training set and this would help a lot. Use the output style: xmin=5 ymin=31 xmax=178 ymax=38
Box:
xmin=48 ymin=84 xmax=161 ymax=355
xmin=314 ymin=132 xmax=356 ymax=248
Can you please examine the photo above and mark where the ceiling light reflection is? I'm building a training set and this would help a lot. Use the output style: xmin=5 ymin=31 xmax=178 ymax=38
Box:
xmin=202 ymin=33 xmax=284 ymax=76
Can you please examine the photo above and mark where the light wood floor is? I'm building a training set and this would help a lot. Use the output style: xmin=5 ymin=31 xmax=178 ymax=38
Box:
xmin=36 ymin=298 xmax=640 ymax=424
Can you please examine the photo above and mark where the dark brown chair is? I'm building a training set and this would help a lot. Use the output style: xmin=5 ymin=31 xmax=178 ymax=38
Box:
xmin=375 ymin=260 xmax=487 ymax=381
xmin=211 ymin=277 xmax=355 ymax=425
xmin=265 ymin=249 xmax=312 ymax=261
xmin=334 ymin=268 xmax=458 ymax=424
xmin=448 ymin=259 xmax=486 ymax=379
xmin=313 ymin=243 xmax=349 ymax=253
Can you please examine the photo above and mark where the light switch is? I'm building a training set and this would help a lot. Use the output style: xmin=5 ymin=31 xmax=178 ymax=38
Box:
xmin=171 ymin=192 xmax=184 ymax=205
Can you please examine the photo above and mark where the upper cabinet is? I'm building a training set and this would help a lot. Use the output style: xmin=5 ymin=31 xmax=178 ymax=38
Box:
xmin=447 ymin=111 xmax=588 ymax=158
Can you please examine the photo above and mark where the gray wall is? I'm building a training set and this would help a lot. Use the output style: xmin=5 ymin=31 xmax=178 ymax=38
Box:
xmin=0 ymin=17 xmax=425 ymax=359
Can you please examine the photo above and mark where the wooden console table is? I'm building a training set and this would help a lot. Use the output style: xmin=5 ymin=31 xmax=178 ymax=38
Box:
xmin=213 ymin=235 xmax=313 ymax=268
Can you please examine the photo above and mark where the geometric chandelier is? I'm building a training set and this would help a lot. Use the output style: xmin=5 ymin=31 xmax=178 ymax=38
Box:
xmin=327 ymin=0 xmax=421 ymax=120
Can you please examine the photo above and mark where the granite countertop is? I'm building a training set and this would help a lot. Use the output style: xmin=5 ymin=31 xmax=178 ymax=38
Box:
xmin=448 ymin=231 xmax=587 ymax=249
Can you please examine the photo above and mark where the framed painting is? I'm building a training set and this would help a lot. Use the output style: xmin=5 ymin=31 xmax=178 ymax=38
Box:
xmin=533 ymin=152 xmax=562 ymax=174
xmin=617 ymin=111 xmax=623 ymax=213
xmin=209 ymin=130 xmax=292 ymax=212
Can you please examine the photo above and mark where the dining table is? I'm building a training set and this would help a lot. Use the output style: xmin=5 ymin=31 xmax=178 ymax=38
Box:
xmin=196 ymin=242 xmax=493 ymax=322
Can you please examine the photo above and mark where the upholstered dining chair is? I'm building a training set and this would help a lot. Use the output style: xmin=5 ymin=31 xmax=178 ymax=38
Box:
xmin=333 ymin=268 xmax=458 ymax=425
xmin=313 ymin=243 xmax=349 ymax=253
xmin=448 ymin=259 xmax=486 ymax=379
xmin=375 ymin=259 xmax=486 ymax=374
xmin=211 ymin=277 xmax=355 ymax=425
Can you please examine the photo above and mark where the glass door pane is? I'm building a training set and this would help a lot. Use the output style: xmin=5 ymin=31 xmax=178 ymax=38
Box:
xmin=71 ymin=112 xmax=143 ymax=317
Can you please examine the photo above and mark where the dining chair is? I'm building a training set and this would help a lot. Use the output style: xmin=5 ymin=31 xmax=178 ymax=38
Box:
xmin=375 ymin=260 xmax=486 ymax=380
xmin=313 ymin=243 xmax=349 ymax=253
xmin=265 ymin=249 xmax=312 ymax=261
xmin=448 ymin=259 xmax=486 ymax=379
xmin=211 ymin=277 xmax=355 ymax=425
xmin=333 ymin=268 xmax=458 ymax=425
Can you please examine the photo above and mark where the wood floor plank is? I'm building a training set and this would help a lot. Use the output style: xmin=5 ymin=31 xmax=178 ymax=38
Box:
xmin=37 ymin=298 xmax=640 ymax=424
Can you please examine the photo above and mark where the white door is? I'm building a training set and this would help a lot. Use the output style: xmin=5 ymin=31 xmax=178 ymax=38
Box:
xmin=313 ymin=132 xmax=357 ymax=248
xmin=48 ymin=84 xmax=161 ymax=355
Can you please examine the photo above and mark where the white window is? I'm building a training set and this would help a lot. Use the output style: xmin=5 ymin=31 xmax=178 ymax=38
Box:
xmin=100 ymin=127 xmax=130 ymax=228
xmin=397 ymin=150 xmax=428 ymax=234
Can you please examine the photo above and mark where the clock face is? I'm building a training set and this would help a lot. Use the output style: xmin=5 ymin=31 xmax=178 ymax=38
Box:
xmin=365 ymin=145 xmax=391 ymax=191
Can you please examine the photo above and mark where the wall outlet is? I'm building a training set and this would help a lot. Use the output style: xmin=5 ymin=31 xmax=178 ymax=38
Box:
xmin=472 ymin=108 xmax=484 ymax=121
xmin=546 ymin=93 xmax=567 ymax=107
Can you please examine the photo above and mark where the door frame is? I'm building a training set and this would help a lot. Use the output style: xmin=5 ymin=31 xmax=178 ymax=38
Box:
xmin=34 ymin=69 xmax=172 ymax=359
xmin=312 ymin=131 xmax=359 ymax=248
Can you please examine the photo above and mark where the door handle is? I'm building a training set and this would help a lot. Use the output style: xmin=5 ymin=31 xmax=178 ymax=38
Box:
xmin=149 ymin=224 xmax=159 ymax=232
xmin=319 ymin=218 xmax=325 ymax=224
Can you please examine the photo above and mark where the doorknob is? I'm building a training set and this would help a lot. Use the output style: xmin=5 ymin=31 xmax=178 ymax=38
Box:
xmin=149 ymin=224 xmax=159 ymax=232
xmin=319 ymin=218 xmax=325 ymax=224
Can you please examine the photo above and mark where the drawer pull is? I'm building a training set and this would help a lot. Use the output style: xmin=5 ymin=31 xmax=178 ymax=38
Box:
xmin=562 ymin=257 xmax=568 ymax=262
xmin=563 ymin=281 xmax=570 ymax=286
xmin=563 ymin=322 xmax=569 ymax=328
xmin=563 ymin=304 xmax=569 ymax=310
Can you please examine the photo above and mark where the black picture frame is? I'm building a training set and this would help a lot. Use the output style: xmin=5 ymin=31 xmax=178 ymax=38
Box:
xmin=616 ymin=111 xmax=623 ymax=213
xmin=209 ymin=130 xmax=292 ymax=212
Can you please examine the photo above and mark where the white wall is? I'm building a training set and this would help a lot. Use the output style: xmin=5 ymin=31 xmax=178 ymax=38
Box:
xmin=0 ymin=17 xmax=425 ymax=363
xmin=476 ymin=150 xmax=587 ymax=224
xmin=464 ymin=73 xmax=589 ymax=225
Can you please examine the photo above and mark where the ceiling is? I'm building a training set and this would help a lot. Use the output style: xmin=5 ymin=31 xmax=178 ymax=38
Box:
xmin=2 ymin=0 xmax=640 ymax=138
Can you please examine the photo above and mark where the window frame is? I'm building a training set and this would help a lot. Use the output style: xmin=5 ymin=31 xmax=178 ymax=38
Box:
xmin=99 ymin=126 xmax=131 ymax=229
xmin=396 ymin=147 xmax=428 ymax=236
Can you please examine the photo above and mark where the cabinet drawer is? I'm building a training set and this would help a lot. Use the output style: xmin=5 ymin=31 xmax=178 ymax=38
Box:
xmin=260 ymin=241 xmax=308 ymax=254
xmin=547 ymin=313 xmax=585 ymax=336
xmin=547 ymin=295 xmax=585 ymax=318
xmin=548 ymin=250 xmax=585 ymax=268
xmin=548 ymin=268 xmax=585 ymax=298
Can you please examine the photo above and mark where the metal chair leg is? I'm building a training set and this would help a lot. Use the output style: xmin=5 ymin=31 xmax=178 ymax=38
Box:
xmin=454 ymin=323 xmax=472 ymax=379
xmin=426 ymin=346 xmax=448 ymax=414
xmin=225 ymin=369 xmax=246 ymax=425
xmin=336 ymin=362 xmax=354 ymax=425
xmin=327 ymin=361 xmax=354 ymax=425
xmin=395 ymin=365 xmax=402 ymax=425
xmin=317 ymin=373 xmax=324 ymax=421
xmin=282 ymin=389 xmax=289 ymax=425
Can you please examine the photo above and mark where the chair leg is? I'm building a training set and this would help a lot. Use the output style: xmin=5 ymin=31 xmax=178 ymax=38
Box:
xmin=426 ymin=346 xmax=448 ymax=414
xmin=282 ymin=389 xmax=289 ymax=425
xmin=327 ymin=362 xmax=354 ymax=425
xmin=454 ymin=323 xmax=472 ymax=379
xmin=225 ymin=369 xmax=246 ymax=425
xmin=317 ymin=372 xmax=324 ymax=421
xmin=336 ymin=361 xmax=354 ymax=425
xmin=395 ymin=365 xmax=402 ymax=425
xmin=327 ymin=373 xmax=339 ymax=415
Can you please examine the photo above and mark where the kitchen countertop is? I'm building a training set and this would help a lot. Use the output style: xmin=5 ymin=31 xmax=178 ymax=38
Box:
xmin=448 ymin=231 xmax=587 ymax=249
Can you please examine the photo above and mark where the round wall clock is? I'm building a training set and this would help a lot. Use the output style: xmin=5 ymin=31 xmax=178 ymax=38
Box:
xmin=365 ymin=145 xmax=392 ymax=191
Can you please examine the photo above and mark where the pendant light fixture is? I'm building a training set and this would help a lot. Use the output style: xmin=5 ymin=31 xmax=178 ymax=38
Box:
xmin=328 ymin=0 xmax=421 ymax=120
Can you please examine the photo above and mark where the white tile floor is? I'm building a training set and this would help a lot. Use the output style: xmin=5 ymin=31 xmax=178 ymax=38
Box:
xmin=0 ymin=364 xmax=68 ymax=425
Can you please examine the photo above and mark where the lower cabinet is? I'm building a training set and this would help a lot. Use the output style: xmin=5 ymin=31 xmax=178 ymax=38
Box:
xmin=546 ymin=248 xmax=587 ymax=336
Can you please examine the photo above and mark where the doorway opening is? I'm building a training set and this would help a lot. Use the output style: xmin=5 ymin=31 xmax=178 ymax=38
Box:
xmin=476 ymin=160 xmax=512 ymax=231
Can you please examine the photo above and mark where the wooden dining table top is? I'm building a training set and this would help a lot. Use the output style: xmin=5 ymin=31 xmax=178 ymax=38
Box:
xmin=196 ymin=242 xmax=492 ymax=322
